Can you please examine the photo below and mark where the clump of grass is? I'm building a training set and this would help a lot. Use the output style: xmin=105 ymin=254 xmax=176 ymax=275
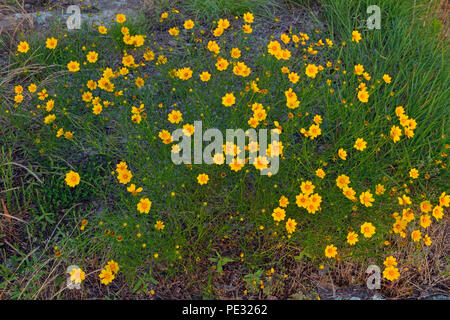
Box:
xmin=1 ymin=0 xmax=448 ymax=299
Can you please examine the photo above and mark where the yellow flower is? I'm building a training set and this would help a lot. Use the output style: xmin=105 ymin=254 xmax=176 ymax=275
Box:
xmin=316 ymin=168 xmax=326 ymax=179
xmin=357 ymin=89 xmax=369 ymax=103
xmin=137 ymin=197 xmax=152 ymax=214
xmin=409 ymin=168 xmax=419 ymax=179
xmin=199 ymin=71 xmax=211 ymax=82
xmin=360 ymin=190 xmax=374 ymax=207
xmin=197 ymin=173 xmax=209 ymax=185
xmin=383 ymin=74 xmax=391 ymax=83
xmin=360 ymin=222 xmax=376 ymax=238
xmin=99 ymin=268 xmax=115 ymax=285
xmin=279 ymin=196 xmax=289 ymax=208
xmin=338 ymin=148 xmax=347 ymax=160
xmin=176 ymin=67 xmax=193 ymax=80
xmin=305 ymin=64 xmax=318 ymax=78
xmin=325 ymin=245 xmax=337 ymax=258
xmin=432 ymin=205 xmax=443 ymax=221
xmin=286 ymin=218 xmax=297 ymax=234
xmin=383 ymin=256 xmax=397 ymax=267
xmin=423 ymin=234 xmax=432 ymax=246
xmin=127 ymin=184 xmax=143 ymax=195
xmin=116 ymin=14 xmax=126 ymax=23
xmin=67 ymin=61 xmax=80 ymax=72
xmin=222 ymin=92 xmax=236 ymax=107
xmin=242 ymin=24 xmax=253 ymax=34
xmin=354 ymin=138 xmax=367 ymax=151
xmin=17 ymin=41 xmax=30 ymax=53
xmin=45 ymin=37 xmax=58 ymax=49
xmin=106 ymin=260 xmax=120 ymax=274
xmin=411 ymin=229 xmax=421 ymax=242
xmin=184 ymin=19 xmax=195 ymax=29
xmin=351 ymin=30 xmax=362 ymax=43
xmin=354 ymin=64 xmax=364 ymax=75
xmin=70 ymin=268 xmax=85 ymax=284
xmin=420 ymin=214 xmax=431 ymax=228
xmin=168 ymin=110 xmax=183 ymax=124
xmin=155 ymin=220 xmax=165 ymax=231
xmin=86 ymin=51 xmax=98 ymax=63
xmin=98 ymin=25 xmax=108 ymax=34
xmin=65 ymin=171 xmax=80 ymax=188
xmin=390 ymin=125 xmax=402 ymax=142
xmin=300 ymin=181 xmax=315 ymax=195
xmin=383 ymin=266 xmax=400 ymax=281
xmin=243 ymin=12 xmax=254 ymax=24
xmin=169 ymin=27 xmax=179 ymax=36
xmin=346 ymin=232 xmax=358 ymax=245
xmin=336 ymin=174 xmax=350 ymax=189
xmin=375 ymin=184 xmax=385 ymax=195
xmin=272 ymin=207 xmax=286 ymax=222
xmin=117 ymin=169 xmax=132 ymax=184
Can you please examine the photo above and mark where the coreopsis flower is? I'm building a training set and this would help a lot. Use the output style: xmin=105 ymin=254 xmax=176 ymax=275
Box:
xmin=217 ymin=18 xmax=230 ymax=29
xmin=423 ymin=234 xmax=432 ymax=246
xmin=159 ymin=130 xmax=173 ymax=144
xmin=411 ymin=229 xmax=422 ymax=242
xmin=184 ymin=19 xmax=195 ymax=29
xmin=86 ymin=51 xmax=98 ymax=63
xmin=360 ymin=190 xmax=374 ymax=207
xmin=45 ymin=37 xmax=58 ymax=49
xmin=199 ymin=71 xmax=211 ymax=82
xmin=222 ymin=93 xmax=236 ymax=106
xmin=398 ymin=194 xmax=411 ymax=206
xmin=300 ymin=181 xmax=315 ymax=195
xmin=176 ymin=67 xmax=193 ymax=80
xmin=168 ymin=110 xmax=183 ymax=124
xmin=279 ymin=196 xmax=289 ymax=208
xmin=316 ymin=168 xmax=326 ymax=179
xmin=70 ymin=268 xmax=85 ymax=284
xmin=354 ymin=138 xmax=367 ymax=151
xmin=122 ymin=54 xmax=135 ymax=67
xmin=17 ymin=41 xmax=30 ymax=53
xmin=182 ymin=124 xmax=195 ymax=136
xmin=135 ymin=77 xmax=145 ymax=87
xmin=336 ymin=174 xmax=350 ymax=189
xmin=99 ymin=268 xmax=115 ymax=285
xmin=432 ymin=205 xmax=443 ymax=221
xmin=137 ymin=197 xmax=152 ymax=214
xmin=295 ymin=193 xmax=309 ymax=208
xmin=354 ymin=64 xmax=364 ymax=75
xmin=230 ymin=48 xmax=241 ymax=59
xmin=360 ymin=222 xmax=376 ymax=238
xmin=127 ymin=184 xmax=143 ymax=195
xmin=383 ymin=256 xmax=397 ymax=267
xmin=288 ymin=72 xmax=300 ymax=84
xmin=207 ymin=40 xmax=220 ymax=54
xmin=117 ymin=169 xmax=133 ymax=184
xmin=383 ymin=266 xmax=400 ymax=281
xmin=155 ymin=220 xmax=165 ymax=231
xmin=342 ymin=186 xmax=356 ymax=201
xmin=28 ymin=83 xmax=37 ymax=93
xmin=357 ymin=89 xmax=369 ymax=103
xmin=351 ymin=30 xmax=362 ymax=43
xmin=197 ymin=173 xmax=209 ymax=185
xmin=325 ymin=245 xmax=337 ymax=258
xmin=65 ymin=171 xmax=80 ymax=187
xmin=242 ymin=24 xmax=252 ymax=34
xmin=116 ymin=14 xmax=126 ymax=23
xmin=215 ymin=57 xmax=229 ymax=71
xmin=286 ymin=218 xmax=297 ymax=234
xmin=347 ymin=232 xmax=358 ymax=245
xmin=67 ymin=61 xmax=80 ymax=72
xmin=375 ymin=184 xmax=385 ymax=195
xmin=169 ymin=27 xmax=179 ymax=36
xmin=439 ymin=192 xmax=450 ymax=207
xmin=383 ymin=74 xmax=391 ymax=83
xmin=272 ymin=207 xmax=286 ymax=222
xmin=338 ymin=148 xmax=347 ymax=160
xmin=390 ymin=125 xmax=402 ymax=142
xmin=106 ymin=260 xmax=119 ymax=274
xmin=420 ymin=200 xmax=432 ymax=213
xmin=409 ymin=168 xmax=419 ymax=179
xmin=305 ymin=64 xmax=318 ymax=78
xmin=243 ymin=12 xmax=254 ymax=23
xmin=98 ymin=25 xmax=108 ymax=34
xmin=420 ymin=214 xmax=432 ymax=228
